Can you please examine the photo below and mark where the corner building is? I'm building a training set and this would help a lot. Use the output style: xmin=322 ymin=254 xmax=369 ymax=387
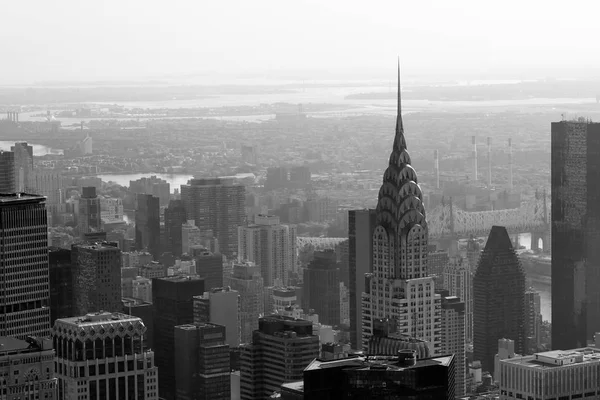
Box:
xmin=53 ymin=312 xmax=158 ymax=400
xmin=361 ymin=69 xmax=441 ymax=355
xmin=551 ymin=121 xmax=600 ymax=349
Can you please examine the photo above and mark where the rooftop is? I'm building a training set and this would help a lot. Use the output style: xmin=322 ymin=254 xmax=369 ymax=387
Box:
xmin=55 ymin=312 xmax=140 ymax=327
xmin=0 ymin=193 xmax=46 ymax=204
xmin=305 ymin=354 xmax=454 ymax=372
xmin=502 ymin=347 xmax=600 ymax=369
xmin=155 ymin=274 xmax=203 ymax=283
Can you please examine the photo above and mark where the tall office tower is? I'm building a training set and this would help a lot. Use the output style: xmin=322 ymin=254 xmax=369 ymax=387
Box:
xmin=164 ymin=199 xmax=187 ymax=257
xmin=49 ymin=247 xmax=73 ymax=325
xmin=175 ymin=323 xmax=231 ymax=400
xmin=193 ymin=248 xmax=224 ymax=290
xmin=303 ymin=352 xmax=456 ymax=399
xmin=238 ymin=213 xmax=297 ymax=286
xmin=240 ymin=315 xmax=319 ymax=400
xmin=466 ymin=235 xmax=481 ymax=272
xmin=473 ymin=226 xmax=526 ymax=375
xmin=53 ymin=312 xmax=158 ymax=400
xmin=28 ymin=169 xmax=65 ymax=215
xmin=135 ymin=194 xmax=161 ymax=260
xmin=122 ymin=297 xmax=154 ymax=349
xmin=428 ymin=249 xmax=449 ymax=287
xmin=71 ymin=242 xmax=122 ymax=315
xmin=224 ymin=261 xmax=265 ymax=344
xmin=348 ymin=208 xmax=376 ymax=350
xmin=0 ymin=337 xmax=57 ymax=399
xmin=181 ymin=178 xmax=245 ymax=258
xmin=361 ymin=69 xmax=441 ymax=355
xmin=302 ymin=250 xmax=341 ymax=326
xmin=78 ymin=187 xmax=102 ymax=235
xmin=11 ymin=142 xmax=33 ymax=192
xmin=524 ymin=288 xmax=542 ymax=353
xmin=0 ymin=194 xmax=51 ymax=338
xmin=0 ymin=150 xmax=15 ymax=192
xmin=439 ymin=290 xmax=466 ymax=398
xmin=193 ymin=287 xmax=241 ymax=347
xmin=153 ymin=275 xmax=205 ymax=400
xmin=443 ymin=256 xmax=474 ymax=343
xmin=551 ymin=120 xmax=600 ymax=349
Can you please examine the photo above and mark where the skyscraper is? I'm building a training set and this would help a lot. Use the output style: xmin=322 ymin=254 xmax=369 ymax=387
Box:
xmin=224 ymin=261 xmax=265 ymax=344
xmin=551 ymin=120 xmax=600 ymax=349
xmin=27 ymin=169 xmax=65 ymax=215
xmin=135 ymin=194 xmax=161 ymax=260
xmin=303 ymin=249 xmax=341 ymax=326
xmin=53 ymin=312 xmax=158 ymax=400
xmin=164 ymin=199 xmax=187 ymax=257
xmin=11 ymin=142 xmax=33 ymax=192
xmin=194 ymin=248 xmax=224 ymax=291
xmin=443 ymin=256 xmax=474 ymax=343
xmin=78 ymin=187 xmax=102 ymax=235
xmin=348 ymin=208 xmax=376 ymax=350
xmin=49 ymin=247 xmax=73 ymax=325
xmin=0 ymin=150 xmax=15 ymax=192
xmin=240 ymin=315 xmax=319 ymax=400
xmin=0 ymin=193 xmax=51 ymax=338
xmin=193 ymin=287 xmax=241 ymax=348
xmin=473 ymin=225 xmax=526 ymax=374
xmin=361 ymin=68 xmax=441 ymax=355
xmin=175 ymin=323 xmax=231 ymax=400
xmin=153 ymin=275 xmax=205 ymax=400
xmin=181 ymin=178 xmax=245 ymax=258
xmin=71 ymin=242 xmax=122 ymax=316
xmin=524 ymin=287 xmax=542 ymax=353
xmin=238 ymin=213 xmax=297 ymax=286
xmin=439 ymin=290 xmax=466 ymax=398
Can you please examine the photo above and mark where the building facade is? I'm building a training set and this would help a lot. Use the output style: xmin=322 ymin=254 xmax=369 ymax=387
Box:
xmin=49 ymin=247 xmax=73 ymax=326
xmin=551 ymin=120 xmax=600 ymax=349
xmin=11 ymin=142 xmax=33 ymax=193
xmin=348 ymin=208 xmax=376 ymax=350
xmin=302 ymin=250 xmax=341 ymax=326
xmin=53 ymin=312 xmax=158 ymax=400
xmin=78 ymin=187 xmax=102 ymax=235
xmin=361 ymin=73 xmax=441 ymax=355
xmin=135 ymin=194 xmax=161 ymax=260
xmin=240 ymin=315 xmax=319 ymax=400
xmin=181 ymin=178 xmax=245 ymax=258
xmin=194 ymin=249 xmax=224 ymax=291
xmin=473 ymin=226 xmax=526 ymax=375
xmin=440 ymin=290 xmax=466 ymax=398
xmin=238 ymin=214 xmax=297 ymax=287
xmin=152 ymin=275 xmax=205 ymax=400
xmin=0 ymin=337 xmax=57 ymax=400
xmin=0 ymin=150 xmax=15 ymax=193
xmin=174 ymin=323 xmax=231 ymax=400
xmin=164 ymin=199 xmax=187 ymax=257
xmin=0 ymin=194 xmax=51 ymax=338
xmin=193 ymin=287 xmax=241 ymax=348
xmin=71 ymin=242 xmax=122 ymax=316
xmin=443 ymin=256 xmax=474 ymax=343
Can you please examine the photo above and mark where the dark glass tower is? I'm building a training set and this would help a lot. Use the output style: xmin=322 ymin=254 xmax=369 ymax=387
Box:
xmin=473 ymin=226 xmax=526 ymax=374
xmin=551 ymin=121 xmax=600 ymax=349
xmin=164 ymin=199 xmax=187 ymax=257
xmin=303 ymin=249 xmax=341 ymax=326
xmin=0 ymin=151 xmax=15 ymax=192
xmin=49 ymin=247 xmax=73 ymax=325
xmin=135 ymin=194 xmax=161 ymax=259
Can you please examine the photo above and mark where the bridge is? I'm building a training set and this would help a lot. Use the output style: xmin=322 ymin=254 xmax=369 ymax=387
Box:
xmin=427 ymin=190 xmax=550 ymax=250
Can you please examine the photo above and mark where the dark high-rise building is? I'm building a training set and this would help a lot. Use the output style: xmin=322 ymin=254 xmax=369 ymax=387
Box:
xmin=164 ymin=199 xmax=187 ymax=257
xmin=551 ymin=120 xmax=600 ymax=349
xmin=135 ymin=194 xmax=161 ymax=260
xmin=122 ymin=297 xmax=154 ymax=349
xmin=473 ymin=226 xmax=526 ymax=374
xmin=303 ymin=249 xmax=341 ymax=326
xmin=153 ymin=275 xmax=205 ymax=400
xmin=240 ymin=315 xmax=319 ymax=400
xmin=193 ymin=248 xmax=224 ymax=291
xmin=302 ymin=352 xmax=456 ymax=399
xmin=49 ymin=247 xmax=73 ymax=325
xmin=71 ymin=241 xmax=122 ymax=315
xmin=0 ymin=193 xmax=51 ymax=338
xmin=181 ymin=178 xmax=245 ymax=258
xmin=348 ymin=208 xmax=376 ymax=349
xmin=175 ymin=323 xmax=231 ymax=400
xmin=0 ymin=151 xmax=15 ymax=192
xmin=78 ymin=186 xmax=102 ymax=235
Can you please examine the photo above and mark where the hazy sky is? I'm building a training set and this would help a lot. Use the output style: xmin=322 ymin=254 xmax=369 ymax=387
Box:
xmin=2 ymin=0 xmax=599 ymax=83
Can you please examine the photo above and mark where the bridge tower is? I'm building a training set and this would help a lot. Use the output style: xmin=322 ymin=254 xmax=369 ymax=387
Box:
xmin=530 ymin=189 xmax=550 ymax=252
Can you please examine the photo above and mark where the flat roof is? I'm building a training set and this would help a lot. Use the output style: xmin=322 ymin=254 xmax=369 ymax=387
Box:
xmin=502 ymin=347 xmax=600 ymax=369
xmin=56 ymin=312 xmax=140 ymax=327
xmin=0 ymin=193 xmax=46 ymax=204
xmin=305 ymin=354 xmax=454 ymax=372
xmin=155 ymin=274 xmax=203 ymax=282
